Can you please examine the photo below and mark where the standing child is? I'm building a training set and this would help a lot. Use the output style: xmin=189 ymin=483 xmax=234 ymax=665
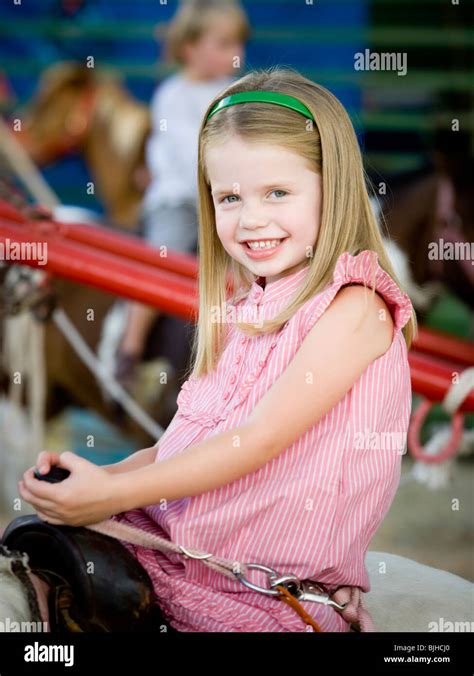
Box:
xmin=115 ymin=0 xmax=250 ymax=390
xmin=20 ymin=67 xmax=417 ymax=633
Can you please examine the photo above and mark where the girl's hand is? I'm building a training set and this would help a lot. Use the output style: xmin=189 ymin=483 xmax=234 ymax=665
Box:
xmin=35 ymin=449 xmax=62 ymax=475
xmin=18 ymin=451 xmax=123 ymax=527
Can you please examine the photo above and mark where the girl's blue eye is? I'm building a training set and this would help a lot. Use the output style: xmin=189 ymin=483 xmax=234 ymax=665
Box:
xmin=221 ymin=194 xmax=239 ymax=204
xmin=220 ymin=189 xmax=287 ymax=203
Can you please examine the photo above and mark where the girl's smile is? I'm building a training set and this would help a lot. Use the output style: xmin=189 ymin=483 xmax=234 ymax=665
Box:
xmin=241 ymin=236 xmax=289 ymax=258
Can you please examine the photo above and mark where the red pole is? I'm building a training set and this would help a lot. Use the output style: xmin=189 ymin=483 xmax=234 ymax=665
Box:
xmin=408 ymin=351 xmax=474 ymax=412
xmin=0 ymin=200 xmax=27 ymax=224
xmin=0 ymin=219 xmax=198 ymax=320
xmin=0 ymin=198 xmax=198 ymax=279
xmin=36 ymin=218 xmax=199 ymax=280
xmin=413 ymin=326 xmax=474 ymax=367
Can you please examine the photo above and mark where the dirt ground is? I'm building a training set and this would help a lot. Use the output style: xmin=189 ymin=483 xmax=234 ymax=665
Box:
xmin=1 ymin=412 xmax=472 ymax=583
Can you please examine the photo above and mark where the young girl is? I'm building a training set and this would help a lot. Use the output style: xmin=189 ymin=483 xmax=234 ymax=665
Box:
xmin=19 ymin=67 xmax=417 ymax=633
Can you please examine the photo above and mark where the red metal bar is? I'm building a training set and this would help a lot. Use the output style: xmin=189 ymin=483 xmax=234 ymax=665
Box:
xmin=0 ymin=219 xmax=198 ymax=320
xmin=408 ymin=350 xmax=474 ymax=412
xmin=0 ymin=199 xmax=198 ymax=278
xmin=38 ymin=219 xmax=199 ymax=279
xmin=413 ymin=326 xmax=474 ymax=367
xmin=0 ymin=200 xmax=27 ymax=224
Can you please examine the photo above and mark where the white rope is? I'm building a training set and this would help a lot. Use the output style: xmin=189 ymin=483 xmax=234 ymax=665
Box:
xmin=410 ymin=425 xmax=455 ymax=490
xmin=29 ymin=314 xmax=46 ymax=459
xmin=1 ymin=268 xmax=165 ymax=452
xmin=0 ymin=311 xmax=45 ymax=507
xmin=51 ymin=307 xmax=164 ymax=441
xmin=442 ymin=367 xmax=474 ymax=415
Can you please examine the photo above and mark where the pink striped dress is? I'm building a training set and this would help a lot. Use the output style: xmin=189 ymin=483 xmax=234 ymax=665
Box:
xmin=110 ymin=249 xmax=414 ymax=632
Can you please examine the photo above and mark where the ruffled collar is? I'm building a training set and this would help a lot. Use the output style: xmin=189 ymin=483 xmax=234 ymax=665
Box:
xmin=247 ymin=264 xmax=311 ymax=304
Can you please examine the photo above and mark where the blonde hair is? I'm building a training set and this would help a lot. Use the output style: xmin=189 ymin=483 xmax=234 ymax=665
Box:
xmin=157 ymin=0 xmax=252 ymax=67
xmin=190 ymin=66 xmax=418 ymax=377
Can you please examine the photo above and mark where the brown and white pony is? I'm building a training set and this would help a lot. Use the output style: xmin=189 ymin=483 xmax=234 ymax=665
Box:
xmin=15 ymin=61 xmax=151 ymax=230
xmin=381 ymin=135 xmax=474 ymax=318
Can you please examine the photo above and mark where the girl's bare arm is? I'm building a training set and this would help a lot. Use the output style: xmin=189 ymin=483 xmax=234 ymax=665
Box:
xmin=102 ymin=444 xmax=158 ymax=474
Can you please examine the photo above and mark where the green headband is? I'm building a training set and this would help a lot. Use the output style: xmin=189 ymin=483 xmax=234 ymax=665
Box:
xmin=205 ymin=91 xmax=315 ymax=124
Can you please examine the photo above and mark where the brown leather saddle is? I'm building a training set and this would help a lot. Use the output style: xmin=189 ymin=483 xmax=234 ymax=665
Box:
xmin=1 ymin=514 xmax=177 ymax=633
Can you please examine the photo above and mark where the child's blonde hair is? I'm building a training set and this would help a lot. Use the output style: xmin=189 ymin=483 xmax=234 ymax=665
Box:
xmin=158 ymin=0 xmax=251 ymax=67
xmin=190 ymin=66 xmax=417 ymax=377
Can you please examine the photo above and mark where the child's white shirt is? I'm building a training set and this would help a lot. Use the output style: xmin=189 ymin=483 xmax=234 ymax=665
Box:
xmin=142 ymin=72 xmax=234 ymax=213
